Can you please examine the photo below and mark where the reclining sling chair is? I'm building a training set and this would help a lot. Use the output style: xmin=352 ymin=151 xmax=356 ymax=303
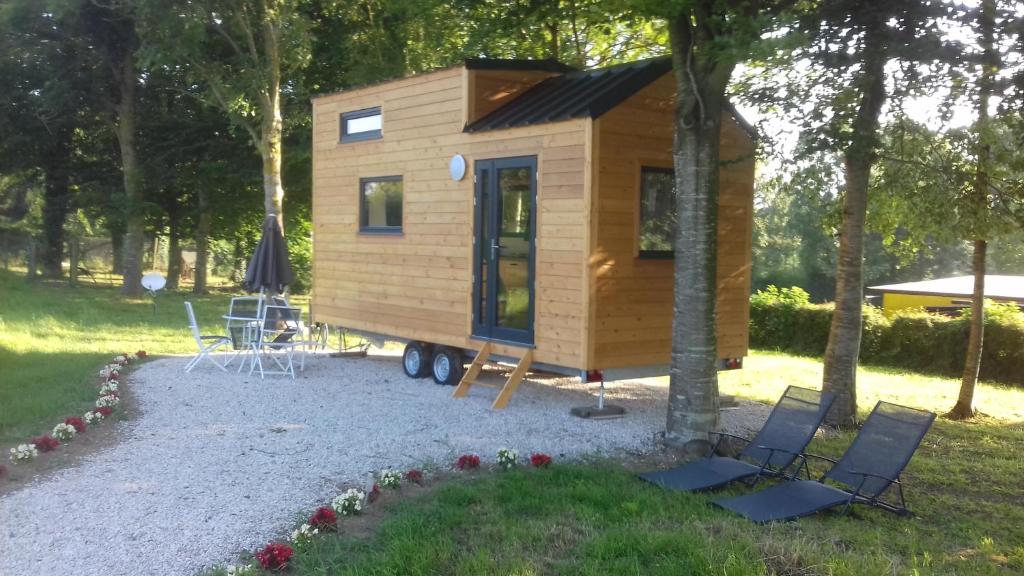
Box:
xmin=714 ymin=401 xmax=936 ymax=523
xmin=639 ymin=386 xmax=835 ymax=492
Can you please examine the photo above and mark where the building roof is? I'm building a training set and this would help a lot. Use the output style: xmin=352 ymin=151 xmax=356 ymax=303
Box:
xmin=868 ymin=275 xmax=1024 ymax=301
xmin=464 ymin=58 xmax=576 ymax=73
xmin=464 ymin=56 xmax=673 ymax=133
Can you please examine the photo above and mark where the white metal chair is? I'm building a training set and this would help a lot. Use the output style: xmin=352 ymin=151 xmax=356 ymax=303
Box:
xmin=184 ymin=301 xmax=231 ymax=373
xmin=225 ymin=296 xmax=264 ymax=371
xmin=249 ymin=304 xmax=303 ymax=378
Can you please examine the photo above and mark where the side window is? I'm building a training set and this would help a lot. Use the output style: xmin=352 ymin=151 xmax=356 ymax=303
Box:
xmin=638 ymin=167 xmax=676 ymax=258
xmin=359 ymin=176 xmax=403 ymax=234
xmin=340 ymin=107 xmax=382 ymax=142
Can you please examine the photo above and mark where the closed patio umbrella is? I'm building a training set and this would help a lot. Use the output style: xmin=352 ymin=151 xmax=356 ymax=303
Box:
xmin=243 ymin=214 xmax=293 ymax=295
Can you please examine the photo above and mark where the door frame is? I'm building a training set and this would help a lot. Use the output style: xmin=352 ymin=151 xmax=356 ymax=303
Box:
xmin=471 ymin=155 xmax=538 ymax=345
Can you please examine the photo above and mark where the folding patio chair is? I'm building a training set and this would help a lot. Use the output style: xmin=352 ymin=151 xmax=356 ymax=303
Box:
xmin=184 ymin=301 xmax=231 ymax=373
xmin=639 ymin=386 xmax=835 ymax=492
xmin=250 ymin=304 xmax=303 ymax=378
xmin=225 ymin=296 xmax=263 ymax=370
xmin=714 ymin=401 xmax=936 ymax=523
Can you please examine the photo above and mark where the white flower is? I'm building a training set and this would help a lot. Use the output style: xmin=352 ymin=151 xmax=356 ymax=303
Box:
xmin=225 ymin=565 xmax=256 ymax=576
xmin=52 ymin=423 xmax=76 ymax=441
xmin=96 ymin=394 xmax=120 ymax=408
xmin=84 ymin=411 xmax=103 ymax=425
xmin=128 ymin=353 xmax=138 ymax=362
xmin=99 ymin=382 xmax=119 ymax=396
xmin=497 ymin=448 xmax=518 ymax=470
xmin=332 ymin=488 xmax=365 ymax=516
xmin=378 ymin=469 xmax=401 ymax=489
xmin=290 ymin=523 xmax=319 ymax=543
xmin=9 ymin=443 xmax=39 ymax=462
xmin=99 ymin=365 xmax=120 ymax=379
xmin=113 ymin=355 xmax=128 ymax=365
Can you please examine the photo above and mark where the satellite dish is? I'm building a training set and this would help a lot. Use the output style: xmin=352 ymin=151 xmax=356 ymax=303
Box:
xmin=449 ymin=154 xmax=466 ymax=181
xmin=141 ymin=272 xmax=166 ymax=293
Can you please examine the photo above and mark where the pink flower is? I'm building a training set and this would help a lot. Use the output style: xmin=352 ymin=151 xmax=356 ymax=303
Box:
xmin=530 ymin=453 xmax=553 ymax=468
xmin=309 ymin=506 xmax=337 ymax=529
xmin=64 ymin=417 xmax=87 ymax=433
xmin=136 ymin=350 xmax=147 ymax=358
xmin=456 ymin=454 xmax=480 ymax=470
xmin=404 ymin=469 xmax=424 ymax=485
xmin=368 ymin=483 xmax=382 ymax=503
xmin=96 ymin=406 xmax=113 ymax=417
xmin=255 ymin=542 xmax=292 ymax=570
xmin=31 ymin=435 xmax=60 ymax=452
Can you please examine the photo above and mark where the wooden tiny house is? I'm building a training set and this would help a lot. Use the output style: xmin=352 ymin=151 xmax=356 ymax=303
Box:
xmin=311 ymin=57 xmax=754 ymax=406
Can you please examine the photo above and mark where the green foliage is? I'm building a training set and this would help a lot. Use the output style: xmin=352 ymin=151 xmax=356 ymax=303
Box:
xmin=751 ymin=288 xmax=1024 ymax=385
xmin=286 ymin=212 xmax=312 ymax=294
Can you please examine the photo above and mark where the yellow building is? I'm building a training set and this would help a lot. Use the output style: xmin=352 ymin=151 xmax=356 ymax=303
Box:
xmin=869 ymin=275 xmax=1024 ymax=316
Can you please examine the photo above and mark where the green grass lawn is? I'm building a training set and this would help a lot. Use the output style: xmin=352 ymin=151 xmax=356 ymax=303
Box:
xmin=216 ymin=354 xmax=1024 ymax=576
xmin=0 ymin=269 xmax=308 ymax=445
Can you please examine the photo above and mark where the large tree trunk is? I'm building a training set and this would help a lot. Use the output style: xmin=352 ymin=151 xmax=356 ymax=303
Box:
xmin=821 ymin=26 xmax=888 ymax=428
xmin=949 ymin=240 xmax=986 ymax=419
xmin=193 ymin=186 xmax=211 ymax=295
xmin=947 ymin=0 xmax=996 ymax=420
xmin=114 ymin=43 xmax=144 ymax=296
xmin=261 ymin=2 xmax=285 ymax=228
xmin=663 ymin=10 xmax=736 ymax=450
xmin=40 ymin=128 xmax=73 ymax=278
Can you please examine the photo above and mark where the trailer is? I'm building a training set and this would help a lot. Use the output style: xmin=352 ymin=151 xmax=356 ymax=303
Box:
xmin=311 ymin=56 xmax=754 ymax=408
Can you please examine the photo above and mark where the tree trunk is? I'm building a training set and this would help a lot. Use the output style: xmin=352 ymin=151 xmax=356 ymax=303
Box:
xmin=821 ymin=26 xmax=888 ymax=428
xmin=261 ymin=2 xmax=285 ymax=229
xmin=115 ymin=46 xmax=144 ymax=297
xmin=949 ymin=240 xmax=986 ymax=419
xmin=193 ymin=186 xmax=211 ymax=295
xmin=166 ymin=211 xmax=182 ymax=290
xmin=947 ymin=0 xmax=996 ymax=420
xmin=663 ymin=10 xmax=736 ymax=450
xmin=40 ymin=128 xmax=73 ymax=278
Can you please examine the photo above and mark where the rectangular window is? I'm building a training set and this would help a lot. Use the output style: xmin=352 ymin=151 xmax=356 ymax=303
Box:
xmin=359 ymin=176 xmax=402 ymax=234
xmin=340 ymin=107 xmax=382 ymax=142
xmin=638 ymin=166 xmax=676 ymax=258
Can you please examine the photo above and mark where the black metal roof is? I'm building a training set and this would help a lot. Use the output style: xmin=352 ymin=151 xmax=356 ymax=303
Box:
xmin=464 ymin=56 xmax=672 ymax=133
xmin=464 ymin=58 xmax=576 ymax=73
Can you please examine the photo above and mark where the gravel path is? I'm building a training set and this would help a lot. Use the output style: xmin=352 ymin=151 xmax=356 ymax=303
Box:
xmin=0 ymin=353 xmax=770 ymax=576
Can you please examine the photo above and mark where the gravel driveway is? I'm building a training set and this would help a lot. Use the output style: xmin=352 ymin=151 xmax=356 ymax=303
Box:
xmin=0 ymin=352 xmax=770 ymax=576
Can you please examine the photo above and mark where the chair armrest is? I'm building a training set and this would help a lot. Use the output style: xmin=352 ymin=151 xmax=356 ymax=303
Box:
xmin=847 ymin=470 xmax=901 ymax=485
xmin=709 ymin=431 xmax=751 ymax=443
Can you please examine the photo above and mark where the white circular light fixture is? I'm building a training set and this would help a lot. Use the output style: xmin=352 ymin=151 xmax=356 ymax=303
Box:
xmin=141 ymin=272 xmax=166 ymax=293
xmin=449 ymin=154 xmax=466 ymax=181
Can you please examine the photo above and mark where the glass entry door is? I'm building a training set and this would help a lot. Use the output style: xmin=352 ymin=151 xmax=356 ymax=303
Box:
xmin=472 ymin=156 xmax=537 ymax=344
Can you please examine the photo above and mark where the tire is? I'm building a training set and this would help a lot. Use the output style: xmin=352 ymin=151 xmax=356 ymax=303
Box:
xmin=431 ymin=347 xmax=464 ymax=386
xmin=402 ymin=341 xmax=433 ymax=378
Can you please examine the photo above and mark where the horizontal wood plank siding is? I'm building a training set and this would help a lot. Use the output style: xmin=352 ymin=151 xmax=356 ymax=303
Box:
xmin=589 ymin=73 xmax=754 ymax=369
xmin=313 ymin=67 xmax=589 ymax=369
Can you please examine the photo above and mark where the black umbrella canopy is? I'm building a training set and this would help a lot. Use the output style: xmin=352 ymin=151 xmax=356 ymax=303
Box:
xmin=243 ymin=215 xmax=293 ymax=295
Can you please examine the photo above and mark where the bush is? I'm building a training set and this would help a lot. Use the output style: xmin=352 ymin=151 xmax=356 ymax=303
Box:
xmin=750 ymin=287 xmax=1024 ymax=386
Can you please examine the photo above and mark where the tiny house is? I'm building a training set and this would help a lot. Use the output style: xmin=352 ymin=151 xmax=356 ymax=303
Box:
xmin=311 ymin=57 xmax=754 ymax=408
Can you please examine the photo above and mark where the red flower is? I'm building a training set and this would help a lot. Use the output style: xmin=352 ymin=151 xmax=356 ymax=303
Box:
xmin=32 ymin=435 xmax=60 ymax=452
xmin=96 ymin=406 xmax=114 ymax=417
xmin=255 ymin=542 xmax=293 ymax=570
xmin=107 ymin=372 xmax=119 ymax=381
xmin=404 ymin=469 xmax=424 ymax=485
xmin=64 ymin=417 xmax=87 ymax=433
xmin=530 ymin=453 xmax=553 ymax=468
xmin=136 ymin=350 xmax=147 ymax=358
xmin=456 ymin=454 xmax=480 ymax=470
xmin=309 ymin=506 xmax=337 ymax=529
xmin=368 ymin=483 xmax=382 ymax=503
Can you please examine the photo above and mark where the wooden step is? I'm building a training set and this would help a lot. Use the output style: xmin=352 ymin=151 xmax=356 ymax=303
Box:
xmin=451 ymin=342 xmax=533 ymax=410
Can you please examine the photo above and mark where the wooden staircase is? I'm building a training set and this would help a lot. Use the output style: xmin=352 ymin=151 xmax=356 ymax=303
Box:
xmin=452 ymin=342 xmax=534 ymax=409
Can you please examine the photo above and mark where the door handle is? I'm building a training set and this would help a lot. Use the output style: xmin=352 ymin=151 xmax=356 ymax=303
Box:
xmin=491 ymin=240 xmax=501 ymax=260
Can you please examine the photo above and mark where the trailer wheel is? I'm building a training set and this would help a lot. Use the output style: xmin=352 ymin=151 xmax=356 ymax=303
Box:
xmin=431 ymin=347 xmax=464 ymax=386
xmin=402 ymin=341 xmax=433 ymax=378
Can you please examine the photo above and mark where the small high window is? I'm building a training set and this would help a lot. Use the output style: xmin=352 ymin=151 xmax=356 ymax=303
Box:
xmin=360 ymin=176 xmax=402 ymax=234
xmin=341 ymin=107 xmax=382 ymax=142
xmin=638 ymin=166 xmax=676 ymax=258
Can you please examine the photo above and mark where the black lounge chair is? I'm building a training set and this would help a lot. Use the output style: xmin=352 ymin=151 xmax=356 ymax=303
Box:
xmin=714 ymin=401 xmax=936 ymax=523
xmin=638 ymin=386 xmax=835 ymax=492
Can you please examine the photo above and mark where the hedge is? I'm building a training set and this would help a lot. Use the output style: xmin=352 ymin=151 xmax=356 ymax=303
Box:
xmin=750 ymin=286 xmax=1024 ymax=386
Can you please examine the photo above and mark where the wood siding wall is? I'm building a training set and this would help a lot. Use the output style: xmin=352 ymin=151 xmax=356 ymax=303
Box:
xmin=588 ymin=74 xmax=754 ymax=369
xmin=464 ymin=69 xmax=558 ymax=126
xmin=312 ymin=67 xmax=590 ymax=369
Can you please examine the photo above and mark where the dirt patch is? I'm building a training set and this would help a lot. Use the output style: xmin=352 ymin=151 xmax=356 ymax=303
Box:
xmin=0 ymin=375 xmax=138 ymax=497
